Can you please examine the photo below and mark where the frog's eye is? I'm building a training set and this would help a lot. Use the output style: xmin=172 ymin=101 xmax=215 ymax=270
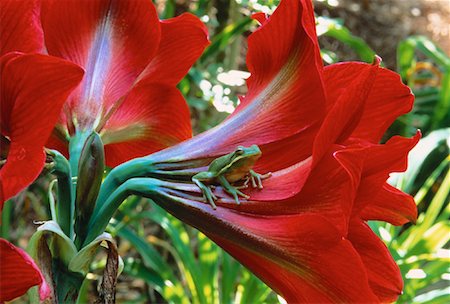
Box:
xmin=236 ymin=147 xmax=245 ymax=155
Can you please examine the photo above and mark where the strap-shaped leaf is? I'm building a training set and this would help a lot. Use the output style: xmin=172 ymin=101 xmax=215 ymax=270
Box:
xmin=69 ymin=232 xmax=123 ymax=276
xmin=27 ymin=220 xmax=77 ymax=266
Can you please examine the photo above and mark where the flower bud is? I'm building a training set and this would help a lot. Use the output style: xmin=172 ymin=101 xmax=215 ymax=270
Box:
xmin=74 ymin=132 xmax=105 ymax=247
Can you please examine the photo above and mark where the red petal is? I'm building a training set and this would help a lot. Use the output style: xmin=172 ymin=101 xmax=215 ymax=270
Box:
xmin=211 ymin=234 xmax=378 ymax=303
xmin=103 ymin=84 xmax=191 ymax=167
xmin=289 ymin=147 xmax=362 ymax=233
xmin=46 ymin=133 xmax=69 ymax=158
xmin=41 ymin=0 xmax=160 ymax=130
xmin=157 ymin=194 xmax=379 ymax=303
xmin=362 ymin=132 xmax=421 ymax=177
xmin=360 ymin=183 xmax=417 ymax=225
xmin=251 ymin=12 xmax=268 ymax=25
xmin=228 ymin=0 xmax=325 ymax=147
xmin=149 ymin=0 xmax=326 ymax=165
xmin=243 ymin=0 xmax=322 ymax=97
xmin=137 ymin=13 xmax=209 ymax=86
xmin=255 ymin=125 xmax=317 ymax=172
xmin=0 ymin=238 xmax=50 ymax=302
xmin=324 ymin=62 xmax=414 ymax=143
xmin=211 ymin=157 xmax=312 ymax=211
xmin=214 ymin=149 xmax=361 ymax=236
xmin=0 ymin=0 xmax=44 ymax=55
xmin=348 ymin=221 xmax=403 ymax=302
xmin=313 ymin=60 xmax=380 ymax=164
xmin=0 ymin=54 xmax=83 ymax=204
xmin=353 ymin=132 xmax=420 ymax=216
xmin=0 ymin=53 xmax=23 ymax=132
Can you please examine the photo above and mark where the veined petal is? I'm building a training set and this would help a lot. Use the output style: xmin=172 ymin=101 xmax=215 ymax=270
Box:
xmin=0 ymin=54 xmax=83 ymax=204
xmin=210 ymin=157 xmax=312 ymax=210
xmin=290 ymin=146 xmax=363 ymax=233
xmin=348 ymin=221 xmax=403 ymax=302
xmin=0 ymin=0 xmax=44 ymax=55
xmin=360 ymin=183 xmax=417 ymax=225
xmin=255 ymin=125 xmax=317 ymax=172
xmin=137 ymin=13 xmax=210 ymax=86
xmin=243 ymin=0 xmax=322 ymax=97
xmin=251 ymin=12 xmax=268 ymax=25
xmin=313 ymin=58 xmax=380 ymax=164
xmin=214 ymin=149 xmax=360 ymax=236
xmin=210 ymin=234 xmax=377 ymax=303
xmin=149 ymin=0 xmax=326 ymax=165
xmin=102 ymin=84 xmax=191 ymax=167
xmin=155 ymin=194 xmax=379 ymax=303
xmin=353 ymin=132 xmax=420 ymax=216
xmin=46 ymin=133 xmax=69 ymax=159
xmin=324 ymin=62 xmax=414 ymax=143
xmin=0 ymin=238 xmax=50 ymax=302
xmin=41 ymin=0 xmax=160 ymax=130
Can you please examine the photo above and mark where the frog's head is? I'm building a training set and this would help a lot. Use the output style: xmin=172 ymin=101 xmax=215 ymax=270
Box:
xmin=232 ymin=145 xmax=262 ymax=164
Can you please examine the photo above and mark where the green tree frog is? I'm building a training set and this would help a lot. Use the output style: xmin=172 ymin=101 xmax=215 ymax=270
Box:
xmin=192 ymin=145 xmax=271 ymax=209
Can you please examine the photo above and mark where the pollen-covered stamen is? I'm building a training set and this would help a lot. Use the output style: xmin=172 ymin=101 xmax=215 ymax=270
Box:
xmin=95 ymin=95 xmax=127 ymax=134
xmin=52 ymin=123 xmax=70 ymax=142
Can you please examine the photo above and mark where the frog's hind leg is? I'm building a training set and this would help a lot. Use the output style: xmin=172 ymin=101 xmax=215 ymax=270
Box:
xmin=249 ymin=170 xmax=272 ymax=189
xmin=192 ymin=179 xmax=217 ymax=209
xmin=218 ymin=175 xmax=249 ymax=205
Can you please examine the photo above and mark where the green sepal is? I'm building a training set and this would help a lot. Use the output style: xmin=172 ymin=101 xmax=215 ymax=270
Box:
xmin=85 ymin=178 xmax=163 ymax=246
xmin=47 ymin=149 xmax=74 ymax=238
xmin=74 ymin=132 xmax=105 ymax=248
xmin=69 ymin=232 xmax=123 ymax=277
xmin=27 ymin=220 xmax=77 ymax=266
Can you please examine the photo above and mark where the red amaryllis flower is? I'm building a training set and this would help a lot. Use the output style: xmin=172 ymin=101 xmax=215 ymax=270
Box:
xmin=94 ymin=0 xmax=419 ymax=302
xmin=0 ymin=53 xmax=83 ymax=204
xmin=0 ymin=238 xmax=50 ymax=302
xmin=1 ymin=0 xmax=209 ymax=168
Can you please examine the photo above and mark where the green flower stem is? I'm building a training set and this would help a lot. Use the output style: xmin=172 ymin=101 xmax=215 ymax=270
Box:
xmin=93 ymin=157 xmax=156 ymax=218
xmin=49 ymin=150 xmax=74 ymax=239
xmin=53 ymin=259 xmax=85 ymax=304
xmin=0 ymin=200 xmax=12 ymax=238
xmin=74 ymin=132 xmax=105 ymax=249
xmin=48 ymin=180 xmax=58 ymax=221
xmin=68 ymin=131 xmax=90 ymax=178
xmin=85 ymin=177 xmax=164 ymax=246
xmin=85 ymin=176 xmax=200 ymax=247
xmin=93 ymin=156 xmax=206 ymax=220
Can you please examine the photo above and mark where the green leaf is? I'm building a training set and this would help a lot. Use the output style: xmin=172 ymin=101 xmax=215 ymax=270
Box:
xmin=69 ymin=232 xmax=122 ymax=276
xmin=390 ymin=128 xmax=450 ymax=193
xmin=201 ymin=17 xmax=253 ymax=62
xmin=27 ymin=220 xmax=77 ymax=266
xmin=406 ymin=221 xmax=450 ymax=257
xmin=317 ymin=17 xmax=376 ymax=63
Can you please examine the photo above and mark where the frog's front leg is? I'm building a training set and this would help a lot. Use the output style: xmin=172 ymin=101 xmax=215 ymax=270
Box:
xmin=192 ymin=178 xmax=217 ymax=209
xmin=218 ymin=175 xmax=250 ymax=204
xmin=249 ymin=170 xmax=272 ymax=189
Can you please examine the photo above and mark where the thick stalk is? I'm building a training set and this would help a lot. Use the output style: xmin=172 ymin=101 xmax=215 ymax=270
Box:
xmin=91 ymin=156 xmax=164 ymax=223
xmin=84 ymin=178 xmax=163 ymax=246
xmin=68 ymin=131 xmax=90 ymax=177
xmin=74 ymin=132 xmax=105 ymax=248
xmin=0 ymin=200 xmax=12 ymax=238
xmin=49 ymin=150 xmax=74 ymax=238
xmin=53 ymin=259 xmax=85 ymax=304
xmin=93 ymin=156 xmax=205 ymax=219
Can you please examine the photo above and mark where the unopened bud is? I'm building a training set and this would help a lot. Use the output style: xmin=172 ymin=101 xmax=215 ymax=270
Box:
xmin=75 ymin=132 xmax=105 ymax=247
